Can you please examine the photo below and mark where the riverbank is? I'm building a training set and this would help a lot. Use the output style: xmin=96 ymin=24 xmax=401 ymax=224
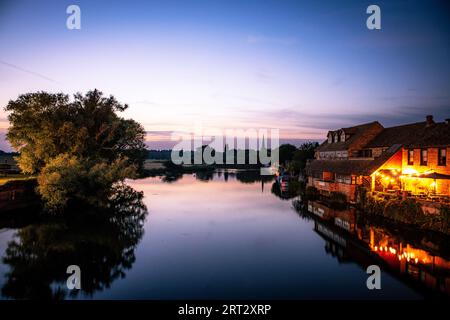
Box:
xmin=300 ymin=186 xmax=450 ymax=236
xmin=0 ymin=178 xmax=40 ymax=213
xmin=295 ymin=199 xmax=450 ymax=298
xmin=0 ymin=174 xmax=35 ymax=186
xmin=357 ymin=190 xmax=450 ymax=235
xmin=1 ymin=171 xmax=449 ymax=299
xmin=141 ymin=159 xmax=266 ymax=178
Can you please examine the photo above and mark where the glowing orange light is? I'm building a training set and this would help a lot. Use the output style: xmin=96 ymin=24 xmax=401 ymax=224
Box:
xmin=402 ymin=168 xmax=418 ymax=175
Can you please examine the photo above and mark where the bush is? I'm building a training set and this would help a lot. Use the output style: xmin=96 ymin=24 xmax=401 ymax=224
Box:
xmin=400 ymin=198 xmax=424 ymax=223
xmin=383 ymin=199 xmax=402 ymax=221
xmin=383 ymin=198 xmax=425 ymax=225
xmin=363 ymin=193 xmax=387 ymax=215
xmin=37 ymin=154 xmax=136 ymax=211
xmin=437 ymin=205 xmax=450 ymax=233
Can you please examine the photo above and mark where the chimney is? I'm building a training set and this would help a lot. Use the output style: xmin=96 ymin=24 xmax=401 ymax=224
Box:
xmin=426 ymin=115 xmax=434 ymax=126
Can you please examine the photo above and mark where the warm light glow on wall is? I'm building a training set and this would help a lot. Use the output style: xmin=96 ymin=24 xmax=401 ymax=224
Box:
xmin=402 ymin=168 xmax=418 ymax=175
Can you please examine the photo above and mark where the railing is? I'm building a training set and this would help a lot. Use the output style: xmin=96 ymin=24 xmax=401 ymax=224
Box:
xmin=371 ymin=190 xmax=450 ymax=204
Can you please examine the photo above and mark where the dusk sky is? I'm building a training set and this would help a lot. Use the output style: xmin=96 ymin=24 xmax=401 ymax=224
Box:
xmin=1 ymin=0 xmax=449 ymax=150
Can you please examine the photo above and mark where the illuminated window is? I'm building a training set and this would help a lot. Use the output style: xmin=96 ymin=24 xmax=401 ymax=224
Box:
xmin=420 ymin=149 xmax=428 ymax=166
xmin=438 ymin=148 xmax=447 ymax=166
xmin=407 ymin=149 xmax=414 ymax=165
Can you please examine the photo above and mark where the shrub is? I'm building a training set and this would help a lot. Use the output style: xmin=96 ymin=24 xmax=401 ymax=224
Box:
xmin=383 ymin=198 xmax=424 ymax=225
xmin=37 ymin=154 xmax=136 ymax=211
xmin=438 ymin=205 xmax=450 ymax=233
xmin=363 ymin=193 xmax=387 ymax=215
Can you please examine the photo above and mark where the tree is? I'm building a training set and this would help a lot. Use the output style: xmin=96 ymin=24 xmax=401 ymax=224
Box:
xmin=280 ymin=142 xmax=319 ymax=175
xmin=5 ymin=90 xmax=146 ymax=210
xmin=287 ymin=142 xmax=319 ymax=175
xmin=277 ymin=144 xmax=298 ymax=165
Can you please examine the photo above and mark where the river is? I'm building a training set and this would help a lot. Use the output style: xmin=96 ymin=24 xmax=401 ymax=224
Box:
xmin=0 ymin=170 xmax=449 ymax=299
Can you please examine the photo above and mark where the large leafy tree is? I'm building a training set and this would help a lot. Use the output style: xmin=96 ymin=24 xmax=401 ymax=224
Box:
xmin=5 ymin=90 xmax=146 ymax=209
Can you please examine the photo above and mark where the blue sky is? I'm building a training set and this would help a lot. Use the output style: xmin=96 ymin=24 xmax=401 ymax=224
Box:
xmin=0 ymin=0 xmax=449 ymax=149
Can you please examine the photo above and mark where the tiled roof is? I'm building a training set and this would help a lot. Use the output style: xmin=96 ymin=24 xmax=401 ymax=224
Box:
xmin=317 ymin=121 xmax=382 ymax=152
xmin=306 ymin=159 xmax=374 ymax=176
xmin=306 ymin=144 xmax=403 ymax=176
xmin=367 ymin=121 xmax=450 ymax=148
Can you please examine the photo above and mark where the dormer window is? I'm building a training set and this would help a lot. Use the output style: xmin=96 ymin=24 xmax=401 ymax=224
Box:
xmin=336 ymin=132 xmax=341 ymax=142
xmin=331 ymin=133 xmax=335 ymax=143
xmin=327 ymin=132 xmax=333 ymax=143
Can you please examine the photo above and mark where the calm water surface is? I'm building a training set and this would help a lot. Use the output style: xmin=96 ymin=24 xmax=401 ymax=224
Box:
xmin=0 ymin=171 xmax=449 ymax=299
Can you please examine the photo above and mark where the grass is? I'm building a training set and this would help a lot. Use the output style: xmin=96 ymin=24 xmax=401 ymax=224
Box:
xmin=0 ymin=174 xmax=36 ymax=186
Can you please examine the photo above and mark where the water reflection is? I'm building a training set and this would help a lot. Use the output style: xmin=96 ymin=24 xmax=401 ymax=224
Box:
xmin=270 ymin=181 xmax=301 ymax=200
xmin=1 ymin=184 xmax=147 ymax=299
xmin=159 ymin=169 xmax=275 ymax=186
xmin=303 ymin=200 xmax=450 ymax=297
xmin=1 ymin=171 xmax=449 ymax=299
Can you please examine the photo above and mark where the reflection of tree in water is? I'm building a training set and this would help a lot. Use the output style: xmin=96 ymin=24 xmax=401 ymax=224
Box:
xmin=161 ymin=171 xmax=183 ymax=183
xmin=195 ymin=170 xmax=214 ymax=181
xmin=1 ymin=183 xmax=148 ymax=300
xmin=235 ymin=171 xmax=273 ymax=184
xmin=270 ymin=182 xmax=298 ymax=200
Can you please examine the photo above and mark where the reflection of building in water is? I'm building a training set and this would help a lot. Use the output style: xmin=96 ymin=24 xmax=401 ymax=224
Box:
xmin=366 ymin=227 xmax=450 ymax=296
xmin=0 ymin=180 xmax=39 ymax=213
xmin=308 ymin=201 xmax=356 ymax=231
xmin=308 ymin=200 xmax=450 ymax=297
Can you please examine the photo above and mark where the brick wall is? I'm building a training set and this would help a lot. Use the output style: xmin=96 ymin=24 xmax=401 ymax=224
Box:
xmin=402 ymin=147 xmax=450 ymax=195
xmin=312 ymin=178 xmax=357 ymax=202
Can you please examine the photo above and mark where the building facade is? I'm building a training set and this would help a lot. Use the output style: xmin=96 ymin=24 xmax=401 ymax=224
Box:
xmin=306 ymin=116 xmax=450 ymax=202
